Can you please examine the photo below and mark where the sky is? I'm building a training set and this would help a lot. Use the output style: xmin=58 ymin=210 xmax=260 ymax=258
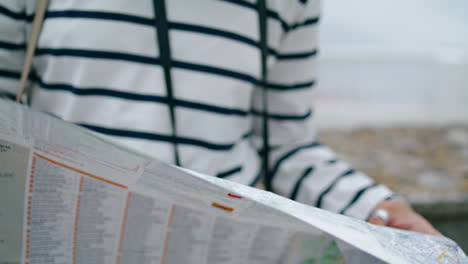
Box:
xmin=314 ymin=0 xmax=468 ymax=127
xmin=320 ymin=0 xmax=468 ymax=51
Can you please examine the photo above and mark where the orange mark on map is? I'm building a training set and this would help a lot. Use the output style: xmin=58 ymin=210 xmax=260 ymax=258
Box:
xmin=211 ymin=202 xmax=234 ymax=212
xmin=34 ymin=152 xmax=127 ymax=189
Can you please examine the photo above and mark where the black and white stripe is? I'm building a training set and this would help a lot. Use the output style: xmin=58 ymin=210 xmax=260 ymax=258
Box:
xmin=0 ymin=0 xmax=393 ymax=220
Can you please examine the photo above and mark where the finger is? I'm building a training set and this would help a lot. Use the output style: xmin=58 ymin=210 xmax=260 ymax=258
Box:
xmin=409 ymin=226 xmax=442 ymax=236
xmin=411 ymin=223 xmax=443 ymax=236
xmin=391 ymin=216 xmax=443 ymax=236
xmin=368 ymin=217 xmax=386 ymax=226
xmin=426 ymin=229 xmax=443 ymax=237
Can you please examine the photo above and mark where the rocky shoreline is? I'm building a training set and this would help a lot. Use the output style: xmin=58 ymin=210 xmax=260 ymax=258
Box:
xmin=319 ymin=125 xmax=468 ymax=217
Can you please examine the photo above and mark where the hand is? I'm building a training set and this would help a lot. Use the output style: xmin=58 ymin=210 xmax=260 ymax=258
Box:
xmin=368 ymin=199 xmax=442 ymax=236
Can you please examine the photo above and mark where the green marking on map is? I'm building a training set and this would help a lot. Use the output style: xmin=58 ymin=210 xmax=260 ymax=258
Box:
xmin=299 ymin=238 xmax=343 ymax=264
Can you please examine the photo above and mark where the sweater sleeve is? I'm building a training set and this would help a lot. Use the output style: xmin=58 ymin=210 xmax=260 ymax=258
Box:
xmin=0 ymin=0 xmax=27 ymax=98
xmin=251 ymin=0 xmax=393 ymax=220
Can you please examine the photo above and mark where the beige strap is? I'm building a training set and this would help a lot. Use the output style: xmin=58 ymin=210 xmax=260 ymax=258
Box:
xmin=16 ymin=0 xmax=49 ymax=103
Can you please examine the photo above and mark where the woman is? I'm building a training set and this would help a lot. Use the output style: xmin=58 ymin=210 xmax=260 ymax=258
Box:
xmin=0 ymin=0 xmax=439 ymax=234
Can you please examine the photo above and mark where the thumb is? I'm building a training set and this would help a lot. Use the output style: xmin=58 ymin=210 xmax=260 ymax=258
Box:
xmin=368 ymin=217 xmax=387 ymax=226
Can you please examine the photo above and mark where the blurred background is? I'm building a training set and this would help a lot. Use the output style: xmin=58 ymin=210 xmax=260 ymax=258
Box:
xmin=315 ymin=0 xmax=468 ymax=248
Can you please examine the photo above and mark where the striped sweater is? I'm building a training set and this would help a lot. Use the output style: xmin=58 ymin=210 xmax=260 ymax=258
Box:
xmin=0 ymin=0 xmax=393 ymax=220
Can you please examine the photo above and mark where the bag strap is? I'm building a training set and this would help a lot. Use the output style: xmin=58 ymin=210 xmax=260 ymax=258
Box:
xmin=16 ymin=0 xmax=49 ymax=103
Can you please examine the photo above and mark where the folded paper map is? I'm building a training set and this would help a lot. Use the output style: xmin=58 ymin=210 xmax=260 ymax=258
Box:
xmin=0 ymin=99 xmax=466 ymax=264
